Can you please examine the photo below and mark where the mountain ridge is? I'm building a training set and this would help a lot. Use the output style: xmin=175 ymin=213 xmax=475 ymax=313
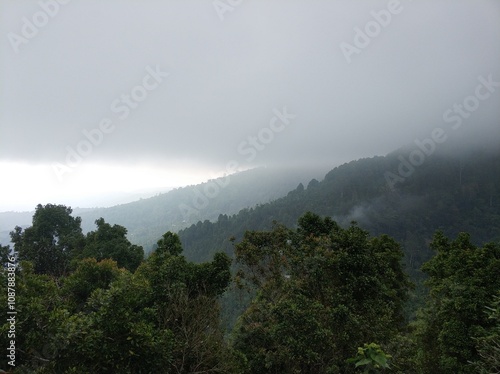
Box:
xmin=0 ymin=167 xmax=327 ymax=251
xmin=178 ymin=145 xmax=500 ymax=277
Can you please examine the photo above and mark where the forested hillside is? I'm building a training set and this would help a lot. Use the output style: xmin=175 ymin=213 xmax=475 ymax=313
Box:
xmin=179 ymin=146 xmax=500 ymax=278
xmin=0 ymin=167 xmax=325 ymax=252
xmin=2 ymin=146 xmax=499 ymax=373
xmin=74 ymin=167 xmax=324 ymax=252
xmin=3 ymin=0 xmax=498 ymax=372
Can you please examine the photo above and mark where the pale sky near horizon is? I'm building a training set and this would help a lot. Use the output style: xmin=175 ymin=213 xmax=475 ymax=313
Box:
xmin=1 ymin=0 xmax=499 ymax=211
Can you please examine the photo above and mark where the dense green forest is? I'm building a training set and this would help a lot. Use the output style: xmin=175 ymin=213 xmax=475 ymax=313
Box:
xmin=179 ymin=147 xmax=500 ymax=274
xmin=177 ymin=147 xmax=500 ymax=332
xmin=1 ymin=205 xmax=499 ymax=373
xmin=1 ymin=146 xmax=499 ymax=373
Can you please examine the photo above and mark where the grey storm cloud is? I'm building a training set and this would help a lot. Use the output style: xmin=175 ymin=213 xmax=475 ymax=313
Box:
xmin=1 ymin=0 xmax=499 ymax=171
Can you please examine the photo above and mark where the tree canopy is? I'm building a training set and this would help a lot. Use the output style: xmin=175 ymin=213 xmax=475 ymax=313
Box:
xmin=1 ymin=206 xmax=498 ymax=373
xmin=78 ymin=217 xmax=144 ymax=272
xmin=10 ymin=204 xmax=85 ymax=276
xmin=232 ymin=212 xmax=411 ymax=373
xmin=415 ymin=231 xmax=500 ymax=373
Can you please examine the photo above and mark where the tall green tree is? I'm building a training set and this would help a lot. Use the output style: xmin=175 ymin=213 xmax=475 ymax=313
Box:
xmin=10 ymin=204 xmax=85 ymax=276
xmin=0 ymin=261 xmax=66 ymax=371
xmin=415 ymin=232 xmax=500 ymax=373
xmin=0 ymin=243 xmax=11 ymax=267
xmin=232 ymin=212 xmax=411 ymax=374
xmin=61 ymin=257 xmax=123 ymax=312
xmin=137 ymin=232 xmax=239 ymax=373
xmin=79 ymin=218 xmax=144 ymax=272
xmin=471 ymin=294 xmax=500 ymax=373
xmin=52 ymin=270 xmax=173 ymax=374
xmin=0 ymin=258 xmax=158 ymax=373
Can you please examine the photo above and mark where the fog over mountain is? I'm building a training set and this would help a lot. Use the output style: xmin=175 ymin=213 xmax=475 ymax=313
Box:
xmin=1 ymin=0 xmax=499 ymax=211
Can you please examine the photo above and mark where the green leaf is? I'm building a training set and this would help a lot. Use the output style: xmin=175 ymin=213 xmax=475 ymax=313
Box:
xmin=355 ymin=358 xmax=372 ymax=367
xmin=371 ymin=353 xmax=388 ymax=367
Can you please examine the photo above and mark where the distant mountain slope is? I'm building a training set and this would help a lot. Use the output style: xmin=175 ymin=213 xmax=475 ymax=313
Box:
xmin=178 ymin=146 xmax=500 ymax=279
xmin=71 ymin=167 xmax=327 ymax=251
xmin=0 ymin=211 xmax=33 ymax=247
xmin=0 ymin=167 xmax=326 ymax=251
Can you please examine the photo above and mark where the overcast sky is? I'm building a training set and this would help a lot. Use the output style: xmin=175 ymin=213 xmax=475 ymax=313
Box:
xmin=1 ymin=0 xmax=499 ymax=211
